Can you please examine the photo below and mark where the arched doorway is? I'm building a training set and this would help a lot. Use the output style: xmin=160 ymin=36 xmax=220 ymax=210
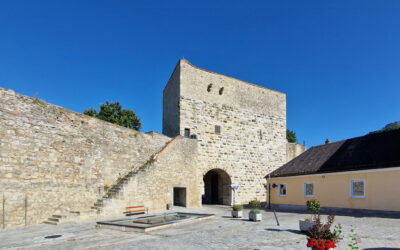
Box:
xmin=202 ymin=169 xmax=232 ymax=205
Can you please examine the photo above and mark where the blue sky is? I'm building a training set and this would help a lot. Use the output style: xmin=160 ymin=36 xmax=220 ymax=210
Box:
xmin=1 ymin=1 xmax=399 ymax=147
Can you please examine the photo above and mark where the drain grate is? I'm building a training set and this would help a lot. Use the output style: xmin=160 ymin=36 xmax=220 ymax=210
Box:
xmin=44 ymin=234 xmax=62 ymax=239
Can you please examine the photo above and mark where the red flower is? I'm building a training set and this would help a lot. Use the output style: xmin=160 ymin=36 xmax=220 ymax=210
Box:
xmin=307 ymin=238 xmax=317 ymax=247
xmin=325 ymin=240 xmax=336 ymax=248
xmin=307 ymin=238 xmax=337 ymax=249
xmin=316 ymin=239 xmax=325 ymax=250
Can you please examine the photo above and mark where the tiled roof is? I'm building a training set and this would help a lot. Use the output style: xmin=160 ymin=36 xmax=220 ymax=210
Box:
xmin=268 ymin=128 xmax=400 ymax=178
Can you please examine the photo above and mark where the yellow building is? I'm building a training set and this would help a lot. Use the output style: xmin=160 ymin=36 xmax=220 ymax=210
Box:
xmin=266 ymin=129 xmax=400 ymax=212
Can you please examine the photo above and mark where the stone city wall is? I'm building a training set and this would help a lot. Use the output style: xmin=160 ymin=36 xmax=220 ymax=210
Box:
xmin=99 ymin=136 xmax=200 ymax=217
xmin=286 ymin=143 xmax=306 ymax=163
xmin=0 ymin=87 xmax=175 ymax=229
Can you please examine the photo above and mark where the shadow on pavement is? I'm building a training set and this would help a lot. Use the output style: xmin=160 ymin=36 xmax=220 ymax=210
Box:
xmin=265 ymin=228 xmax=305 ymax=235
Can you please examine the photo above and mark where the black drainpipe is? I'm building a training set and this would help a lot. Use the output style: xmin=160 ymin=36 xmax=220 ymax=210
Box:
xmin=268 ymin=174 xmax=271 ymax=209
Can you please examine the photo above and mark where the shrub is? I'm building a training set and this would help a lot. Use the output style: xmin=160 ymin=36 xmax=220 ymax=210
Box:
xmin=249 ymin=209 xmax=260 ymax=214
xmin=306 ymin=200 xmax=321 ymax=213
xmin=249 ymin=199 xmax=261 ymax=209
xmin=232 ymin=204 xmax=243 ymax=211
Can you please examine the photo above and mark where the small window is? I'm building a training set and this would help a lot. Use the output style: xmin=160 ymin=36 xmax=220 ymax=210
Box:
xmin=304 ymin=183 xmax=314 ymax=197
xmin=279 ymin=184 xmax=287 ymax=196
xmin=219 ymin=87 xmax=224 ymax=95
xmin=207 ymin=84 xmax=212 ymax=92
xmin=184 ymin=128 xmax=190 ymax=138
xmin=351 ymin=180 xmax=365 ymax=198
xmin=215 ymin=125 xmax=221 ymax=134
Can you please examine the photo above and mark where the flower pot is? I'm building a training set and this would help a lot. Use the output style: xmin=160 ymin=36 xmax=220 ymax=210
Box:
xmin=299 ymin=220 xmax=316 ymax=232
xmin=249 ymin=212 xmax=262 ymax=222
xmin=232 ymin=210 xmax=243 ymax=218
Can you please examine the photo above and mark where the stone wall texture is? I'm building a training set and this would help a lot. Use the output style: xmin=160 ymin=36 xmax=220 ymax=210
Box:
xmin=98 ymin=136 xmax=200 ymax=217
xmin=1 ymin=59 xmax=304 ymax=229
xmin=286 ymin=143 xmax=306 ymax=163
xmin=0 ymin=87 xmax=198 ymax=229
xmin=163 ymin=59 xmax=288 ymax=204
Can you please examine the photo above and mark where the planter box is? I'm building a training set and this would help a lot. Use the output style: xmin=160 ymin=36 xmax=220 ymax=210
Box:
xmin=249 ymin=212 xmax=262 ymax=222
xmin=299 ymin=220 xmax=316 ymax=232
xmin=232 ymin=210 xmax=243 ymax=218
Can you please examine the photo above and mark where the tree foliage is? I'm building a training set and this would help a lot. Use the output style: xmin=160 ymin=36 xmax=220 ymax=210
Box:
xmin=369 ymin=122 xmax=400 ymax=134
xmin=84 ymin=101 xmax=141 ymax=131
xmin=286 ymin=129 xmax=297 ymax=143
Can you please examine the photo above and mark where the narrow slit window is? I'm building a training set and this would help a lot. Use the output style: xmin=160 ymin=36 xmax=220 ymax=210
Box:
xmin=215 ymin=125 xmax=221 ymax=134
xmin=207 ymin=84 xmax=212 ymax=92
xmin=184 ymin=128 xmax=190 ymax=138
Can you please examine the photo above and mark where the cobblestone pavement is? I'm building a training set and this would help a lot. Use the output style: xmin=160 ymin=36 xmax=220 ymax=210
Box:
xmin=0 ymin=206 xmax=399 ymax=249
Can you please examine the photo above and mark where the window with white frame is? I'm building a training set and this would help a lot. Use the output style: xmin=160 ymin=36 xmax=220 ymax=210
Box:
xmin=351 ymin=180 xmax=365 ymax=198
xmin=304 ymin=182 xmax=314 ymax=197
xmin=279 ymin=184 xmax=287 ymax=196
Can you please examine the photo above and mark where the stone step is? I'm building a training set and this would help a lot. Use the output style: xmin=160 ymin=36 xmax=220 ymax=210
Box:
xmin=48 ymin=217 xmax=59 ymax=222
xmin=52 ymin=214 xmax=66 ymax=219
xmin=43 ymin=221 xmax=57 ymax=225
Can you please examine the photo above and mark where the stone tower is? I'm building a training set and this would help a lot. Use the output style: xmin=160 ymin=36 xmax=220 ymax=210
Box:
xmin=163 ymin=59 xmax=287 ymax=205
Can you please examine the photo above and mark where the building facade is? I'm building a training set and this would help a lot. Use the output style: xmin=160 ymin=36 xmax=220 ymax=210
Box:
xmin=267 ymin=129 xmax=400 ymax=212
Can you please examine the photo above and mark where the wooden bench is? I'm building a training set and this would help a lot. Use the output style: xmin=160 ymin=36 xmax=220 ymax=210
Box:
xmin=124 ymin=205 xmax=148 ymax=216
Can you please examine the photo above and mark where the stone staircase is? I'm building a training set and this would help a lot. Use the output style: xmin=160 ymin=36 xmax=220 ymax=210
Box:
xmin=90 ymin=136 xmax=181 ymax=214
xmin=43 ymin=211 xmax=80 ymax=225
xmin=42 ymin=136 xmax=182 ymax=225
xmin=89 ymin=165 xmax=149 ymax=213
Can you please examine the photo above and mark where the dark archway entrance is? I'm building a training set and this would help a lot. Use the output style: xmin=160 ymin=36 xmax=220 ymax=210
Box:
xmin=202 ymin=169 xmax=232 ymax=205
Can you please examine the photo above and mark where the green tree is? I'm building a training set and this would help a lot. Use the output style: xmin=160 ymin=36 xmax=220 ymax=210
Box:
xmin=286 ymin=129 xmax=297 ymax=143
xmin=84 ymin=101 xmax=142 ymax=131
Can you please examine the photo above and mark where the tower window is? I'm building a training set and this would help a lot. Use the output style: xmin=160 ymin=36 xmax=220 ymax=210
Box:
xmin=207 ymin=84 xmax=212 ymax=92
xmin=215 ymin=125 xmax=221 ymax=134
xmin=184 ymin=128 xmax=190 ymax=138
xmin=219 ymin=87 xmax=224 ymax=95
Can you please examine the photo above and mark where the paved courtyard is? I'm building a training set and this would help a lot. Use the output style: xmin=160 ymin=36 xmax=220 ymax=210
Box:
xmin=0 ymin=206 xmax=400 ymax=249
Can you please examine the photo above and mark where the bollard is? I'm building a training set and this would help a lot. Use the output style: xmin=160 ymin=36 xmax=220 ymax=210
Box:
xmin=273 ymin=209 xmax=280 ymax=226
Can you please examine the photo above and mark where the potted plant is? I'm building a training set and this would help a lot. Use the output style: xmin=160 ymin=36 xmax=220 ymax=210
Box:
xmin=249 ymin=199 xmax=261 ymax=209
xmin=249 ymin=209 xmax=262 ymax=221
xmin=306 ymin=213 xmax=342 ymax=249
xmin=248 ymin=199 xmax=262 ymax=221
xmin=300 ymin=200 xmax=321 ymax=232
xmin=232 ymin=204 xmax=243 ymax=218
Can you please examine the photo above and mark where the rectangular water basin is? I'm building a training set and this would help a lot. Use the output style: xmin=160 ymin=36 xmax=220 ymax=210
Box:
xmin=96 ymin=212 xmax=215 ymax=232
